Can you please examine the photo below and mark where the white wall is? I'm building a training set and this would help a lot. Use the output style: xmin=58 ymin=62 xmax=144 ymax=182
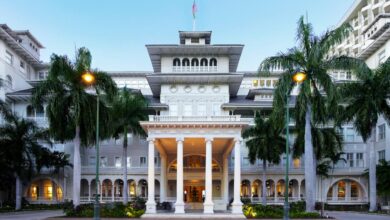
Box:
xmin=160 ymin=84 xmax=230 ymax=116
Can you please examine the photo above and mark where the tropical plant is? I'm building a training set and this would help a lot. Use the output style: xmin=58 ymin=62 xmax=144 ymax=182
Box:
xmin=243 ymin=112 xmax=285 ymax=205
xmin=339 ymin=58 xmax=390 ymax=211
xmin=374 ymin=160 xmax=390 ymax=203
xmin=32 ymin=47 xmax=117 ymax=206
xmin=260 ymin=16 xmax=367 ymax=211
xmin=110 ymin=88 xmax=147 ymax=204
xmin=0 ymin=101 xmax=52 ymax=210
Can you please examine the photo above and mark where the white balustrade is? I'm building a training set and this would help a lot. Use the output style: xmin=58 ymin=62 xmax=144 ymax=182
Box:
xmin=148 ymin=115 xmax=242 ymax=122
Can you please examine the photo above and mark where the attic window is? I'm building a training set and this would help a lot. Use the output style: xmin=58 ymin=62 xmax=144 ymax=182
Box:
xmin=191 ymin=38 xmax=199 ymax=43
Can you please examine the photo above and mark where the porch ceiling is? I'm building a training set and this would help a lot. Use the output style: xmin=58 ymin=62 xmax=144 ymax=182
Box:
xmin=157 ymin=137 xmax=233 ymax=155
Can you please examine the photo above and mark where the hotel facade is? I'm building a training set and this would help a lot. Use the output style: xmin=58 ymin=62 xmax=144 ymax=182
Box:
xmin=0 ymin=0 xmax=389 ymax=214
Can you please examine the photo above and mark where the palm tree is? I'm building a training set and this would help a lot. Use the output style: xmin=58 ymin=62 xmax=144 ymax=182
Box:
xmin=243 ymin=112 xmax=285 ymax=205
xmin=0 ymin=102 xmax=51 ymax=210
xmin=32 ymin=47 xmax=117 ymax=206
xmin=261 ymin=16 xmax=367 ymax=211
xmin=339 ymin=58 xmax=390 ymax=211
xmin=110 ymin=88 xmax=147 ymax=204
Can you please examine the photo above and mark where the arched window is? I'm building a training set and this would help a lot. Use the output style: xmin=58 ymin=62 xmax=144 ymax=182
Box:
xmin=35 ymin=105 xmax=45 ymax=117
xmin=182 ymin=58 xmax=190 ymax=67
xmin=210 ymin=58 xmax=217 ymax=66
xmin=191 ymin=58 xmax=199 ymax=66
xmin=173 ymin=58 xmax=181 ymax=66
xmin=5 ymin=75 xmax=12 ymax=89
xmin=200 ymin=58 xmax=208 ymax=66
xmin=26 ymin=105 xmax=35 ymax=117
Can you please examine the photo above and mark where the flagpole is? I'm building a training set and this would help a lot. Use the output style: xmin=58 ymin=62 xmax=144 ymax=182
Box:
xmin=193 ymin=18 xmax=196 ymax=31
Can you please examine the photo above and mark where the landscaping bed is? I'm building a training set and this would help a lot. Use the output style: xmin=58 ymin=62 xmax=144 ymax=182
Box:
xmin=243 ymin=202 xmax=323 ymax=219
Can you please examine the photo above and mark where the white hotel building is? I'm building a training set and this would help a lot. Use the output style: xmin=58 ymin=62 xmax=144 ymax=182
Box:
xmin=0 ymin=0 xmax=389 ymax=214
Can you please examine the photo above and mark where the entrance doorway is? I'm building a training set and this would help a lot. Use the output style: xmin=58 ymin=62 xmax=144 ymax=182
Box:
xmin=184 ymin=180 xmax=205 ymax=203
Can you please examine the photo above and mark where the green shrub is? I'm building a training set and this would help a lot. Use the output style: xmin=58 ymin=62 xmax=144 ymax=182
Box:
xmin=64 ymin=201 xmax=144 ymax=218
xmin=244 ymin=204 xmax=321 ymax=219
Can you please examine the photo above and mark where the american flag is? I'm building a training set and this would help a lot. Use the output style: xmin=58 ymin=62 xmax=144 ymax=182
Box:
xmin=192 ymin=0 xmax=197 ymax=19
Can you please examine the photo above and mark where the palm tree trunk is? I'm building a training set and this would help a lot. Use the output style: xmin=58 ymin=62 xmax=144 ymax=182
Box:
xmin=122 ymin=128 xmax=128 ymax=204
xmin=304 ymin=105 xmax=315 ymax=212
xmin=262 ymin=160 xmax=267 ymax=206
xmin=15 ymin=174 xmax=22 ymax=211
xmin=72 ymin=125 xmax=81 ymax=207
xmin=369 ymin=127 xmax=377 ymax=211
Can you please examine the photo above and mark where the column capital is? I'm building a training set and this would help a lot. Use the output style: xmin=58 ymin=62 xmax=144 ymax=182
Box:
xmin=147 ymin=137 xmax=155 ymax=142
xmin=205 ymin=137 xmax=214 ymax=143
xmin=234 ymin=137 xmax=243 ymax=143
xmin=176 ymin=137 xmax=184 ymax=142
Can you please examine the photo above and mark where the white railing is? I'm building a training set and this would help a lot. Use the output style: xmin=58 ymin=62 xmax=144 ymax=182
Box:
xmin=364 ymin=14 xmax=390 ymax=39
xmin=326 ymin=197 xmax=368 ymax=203
xmin=26 ymin=117 xmax=48 ymax=127
xmin=148 ymin=115 xmax=242 ymax=122
xmin=172 ymin=66 xmax=218 ymax=73
xmin=26 ymin=197 xmax=64 ymax=204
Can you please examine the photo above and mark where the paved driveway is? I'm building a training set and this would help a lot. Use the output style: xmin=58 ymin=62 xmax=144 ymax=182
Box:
xmin=328 ymin=211 xmax=390 ymax=220
xmin=0 ymin=210 xmax=64 ymax=220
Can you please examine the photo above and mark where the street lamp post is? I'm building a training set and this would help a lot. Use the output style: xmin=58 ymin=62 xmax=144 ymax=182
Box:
xmin=82 ymin=72 xmax=100 ymax=220
xmin=284 ymin=71 xmax=307 ymax=220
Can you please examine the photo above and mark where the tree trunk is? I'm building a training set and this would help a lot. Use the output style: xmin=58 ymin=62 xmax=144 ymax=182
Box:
xmin=15 ymin=174 xmax=22 ymax=211
xmin=369 ymin=127 xmax=377 ymax=211
xmin=123 ymin=129 xmax=128 ymax=204
xmin=262 ymin=160 xmax=267 ymax=206
xmin=304 ymin=105 xmax=315 ymax=212
xmin=72 ymin=126 xmax=81 ymax=207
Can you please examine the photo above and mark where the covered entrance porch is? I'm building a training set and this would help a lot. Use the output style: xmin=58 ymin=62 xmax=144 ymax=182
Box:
xmin=140 ymin=117 xmax=248 ymax=215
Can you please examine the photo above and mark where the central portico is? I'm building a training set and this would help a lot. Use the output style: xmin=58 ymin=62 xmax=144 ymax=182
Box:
xmin=141 ymin=119 xmax=248 ymax=214
xmin=140 ymin=31 xmax=247 ymax=215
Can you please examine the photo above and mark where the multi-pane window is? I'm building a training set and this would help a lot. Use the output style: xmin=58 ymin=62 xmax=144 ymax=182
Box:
xmin=154 ymin=157 xmax=161 ymax=167
xmin=252 ymin=80 xmax=259 ymax=87
xmin=212 ymin=104 xmax=220 ymax=116
xmin=127 ymin=157 xmax=131 ymax=168
xmin=170 ymin=104 xmax=178 ymax=116
xmin=356 ymin=153 xmax=364 ymax=167
xmin=89 ymin=156 xmax=96 ymax=166
xmin=345 ymin=128 xmax=355 ymax=142
xmin=378 ymin=50 xmax=386 ymax=65
xmin=346 ymin=71 xmax=352 ymax=80
xmin=243 ymin=157 xmax=250 ymax=166
xmin=115 ymin=156 xmax=121 ymax=168
xmin=378 ymin=150 xmax=386 ymax=161
xmin=5 ymin=50 xmax=13 ymax=64
xmin=100 ymin=156 xmax=108 ymax=167
xmin=378 ymin=124 xmax=386 ymax=140
xmin=140 ymin=157 xmax=147 ymax=167
xmin=198 ymin=104 xmax=206 ymax=116
xmin=347 ymin=153 xmax=354 ymax=167
xmin=183 ymin=104 xmax=192 ymax=116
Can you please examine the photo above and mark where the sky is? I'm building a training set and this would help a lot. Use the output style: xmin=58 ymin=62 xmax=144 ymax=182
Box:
xmin=0 ymin=0 xmax=355 ymax=71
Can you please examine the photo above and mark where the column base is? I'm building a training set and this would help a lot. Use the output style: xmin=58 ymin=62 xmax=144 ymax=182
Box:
xmin=232 ymin=202 xmax=243 ymax=214
xmin=175 ymin=202 xmax=185 ymax=214
xmin=203 ymin=201 xmax=214 ymax=214
xmin=146 ymin=201 xmax=156 ymax=214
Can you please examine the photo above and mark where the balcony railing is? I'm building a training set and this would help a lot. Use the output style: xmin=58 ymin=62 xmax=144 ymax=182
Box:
xmin=148 ymin=115 xmax=242 ymax=122
xmin=364 ymin=14 xmax=390 ymax=39
xmin=26 ymin=196 xmax=64 ymax=204
xmin=172 ymin=66 xmax=218 ymax=73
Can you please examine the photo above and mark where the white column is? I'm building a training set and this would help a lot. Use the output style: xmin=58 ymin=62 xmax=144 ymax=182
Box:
xmin=223 ymin=156 xmax=229 ymax=204
xmin=111 ymin=180 xmax=115 ymax=202
xmin=160 ymin=155 xmax=167 ymax=202
xmin=88 ymin=181 xmax=91 ymax=202
xmin=204 ymin=137 xmax=214 ymax=213
xmin=298 ymin=181 xmax=301 ymax=200
xmin=232 ymin=138 xmax=243 ymax=214
xmin=175 ymin=137 xmax=185 ymax=213
xmin=146 ymin=138 xmax=156 ymax=213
